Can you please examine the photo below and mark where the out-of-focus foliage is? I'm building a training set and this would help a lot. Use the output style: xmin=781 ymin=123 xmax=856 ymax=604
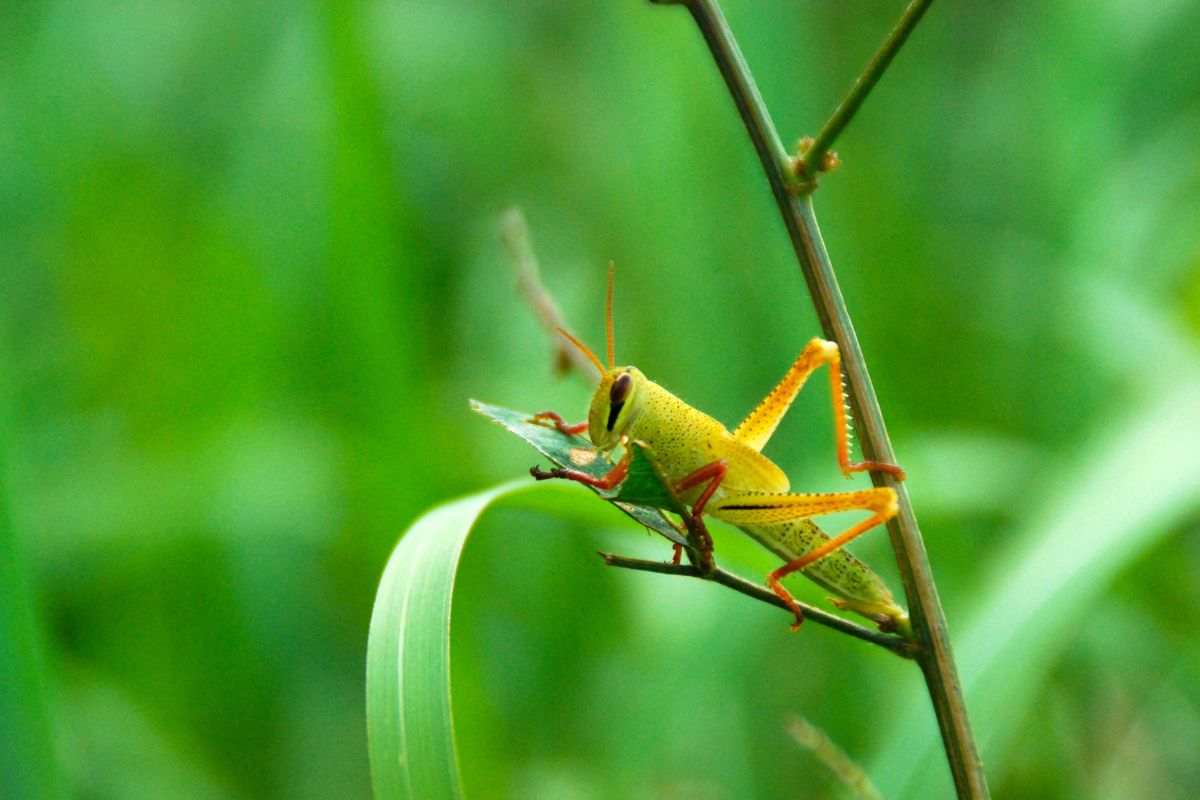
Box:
xmin=3 ymin=1 xmax=1199 ymax=798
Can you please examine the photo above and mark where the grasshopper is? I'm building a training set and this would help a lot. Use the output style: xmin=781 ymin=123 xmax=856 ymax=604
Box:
xmin=529 ymin=268 xmax=908 ymax=631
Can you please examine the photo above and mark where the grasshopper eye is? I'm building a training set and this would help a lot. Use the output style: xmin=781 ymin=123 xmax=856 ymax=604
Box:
xmin=610 ymin=373 xmax=632 ymax=406
xmin=606 ymin=372 xmax=633 ymax=431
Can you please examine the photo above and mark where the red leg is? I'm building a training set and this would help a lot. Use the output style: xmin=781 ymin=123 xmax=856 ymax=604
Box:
xmin=674 ymin=460 xmax=727 ymax=518
xmin=530 ymin=411 xmax=589 ymax=436
xmin=530 ymin=449 xmax=630 ymax=490
xmin=671 ymin=461 xmax=727 ymax=571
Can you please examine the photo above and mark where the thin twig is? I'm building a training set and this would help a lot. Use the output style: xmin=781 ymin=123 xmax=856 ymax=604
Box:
xmin=600 ymin=553 xmax=915 ymax=658
xmin=649 ymin=1 xmax=989 ymax=798
xmin=500 ymin=207 xmax=595 ymax=377
xmin=798 ymin=0 xmax=935 ymax=189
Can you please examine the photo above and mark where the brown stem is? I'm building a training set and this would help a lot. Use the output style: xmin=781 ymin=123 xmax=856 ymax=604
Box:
xmin=648 ymin=1 xmax=989 ymax=797
xmin=600 ymin=552 xmax=916 ymax=659
xmin=799 ymin=0 xmax=935 ymax=190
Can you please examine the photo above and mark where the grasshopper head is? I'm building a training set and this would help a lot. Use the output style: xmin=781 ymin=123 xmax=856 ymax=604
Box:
xmin=554 ymin=262 xmax=643 ymax=451
xmin=587 ymin=367 xmax=646 ymax=451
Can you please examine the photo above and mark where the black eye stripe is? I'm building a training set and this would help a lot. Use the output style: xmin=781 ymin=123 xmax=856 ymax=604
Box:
xmin=606 ymin=400 xmax=623 ymax=432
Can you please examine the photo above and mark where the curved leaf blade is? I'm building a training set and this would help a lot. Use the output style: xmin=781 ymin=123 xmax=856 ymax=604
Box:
xmin=367 ymin=484 xmax=516 ymax=800
xmin=366 ymin=467 xmax=691 ymax=800
xmin=368 ymin=479 xmax=636 ymax=799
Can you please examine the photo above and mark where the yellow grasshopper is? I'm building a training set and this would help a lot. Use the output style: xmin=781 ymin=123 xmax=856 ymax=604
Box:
xmin=529 ymin=268 xmax=908 ymax=631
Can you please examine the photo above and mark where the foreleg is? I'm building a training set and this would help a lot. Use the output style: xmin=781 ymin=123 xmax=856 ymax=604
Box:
xmin=530 ymin=410 xmax=589 ymax=436
xmin=529 ymin=448 xmax=630 ymax=490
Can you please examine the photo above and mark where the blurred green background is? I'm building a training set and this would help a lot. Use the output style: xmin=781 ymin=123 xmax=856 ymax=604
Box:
xmin=4 ymin=1 xmax=1200 ymax=798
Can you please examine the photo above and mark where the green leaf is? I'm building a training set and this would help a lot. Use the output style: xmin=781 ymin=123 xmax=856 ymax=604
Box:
xmin=367 ymin=478 xmax=661 ymax=799
xmin=367 ymin=483 xmax=512 ymax=800
xmin=367 ymin=405 xmax=724 ymax=798
xmin=469 ymin=400 xmax=687 ymax=547
xmin=611 ymin=440 xmax=687 ymax=513
xmin=469 ymin=401 xmax=599 ymax=477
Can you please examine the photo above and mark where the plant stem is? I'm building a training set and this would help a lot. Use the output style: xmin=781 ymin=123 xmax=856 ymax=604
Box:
xmin=600 ymin=553 xmax=916 ymax=659
xmin=650 ymin=1 xmax=989 ymax=797
xmin=799 ymin=0 xmax=935 ymax=187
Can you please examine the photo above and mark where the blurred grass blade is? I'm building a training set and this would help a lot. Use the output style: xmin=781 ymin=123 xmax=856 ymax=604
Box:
xmin=0 ymin=521 xmax=62 ymax=800
xmin=0 ymin=372 xmax=63 ymax=799
xmin=788 ymin=716 xmax=883 ymax=800
xmin=367 ymin=484 xmax=513 ymax=800
xmin=871 ymin=378 xmax=1200 ymax=798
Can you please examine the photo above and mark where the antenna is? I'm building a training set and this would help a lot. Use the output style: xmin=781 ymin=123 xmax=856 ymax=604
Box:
xmin=556 ymin=327 xmax=604 ymax=376
xmin=605 ymin=261 xmax=616 ymax=369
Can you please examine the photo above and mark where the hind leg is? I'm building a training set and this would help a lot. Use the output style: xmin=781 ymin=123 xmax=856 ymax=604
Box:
xmin=716 ymin=487 xmax=898 ymax=629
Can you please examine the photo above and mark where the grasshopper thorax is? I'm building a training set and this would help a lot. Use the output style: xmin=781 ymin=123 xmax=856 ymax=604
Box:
xmin=588 ymin=367 xmax=646 ymax=451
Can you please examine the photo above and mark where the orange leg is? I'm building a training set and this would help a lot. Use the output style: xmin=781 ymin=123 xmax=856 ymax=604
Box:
xmin=716 ymin=486 xmax=898 ymax=630
xmin=765 ymin=574 xmax=808 ymax=631
xmin=530 ymin=410 xmax=589 ymax=436
xmin=770 ymin=502 xmax=895 ymax=631
xmin=824 ymin=355 xmax=906 ymax=481
xmin=732 ymin=338 xmax=905 ymax=480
